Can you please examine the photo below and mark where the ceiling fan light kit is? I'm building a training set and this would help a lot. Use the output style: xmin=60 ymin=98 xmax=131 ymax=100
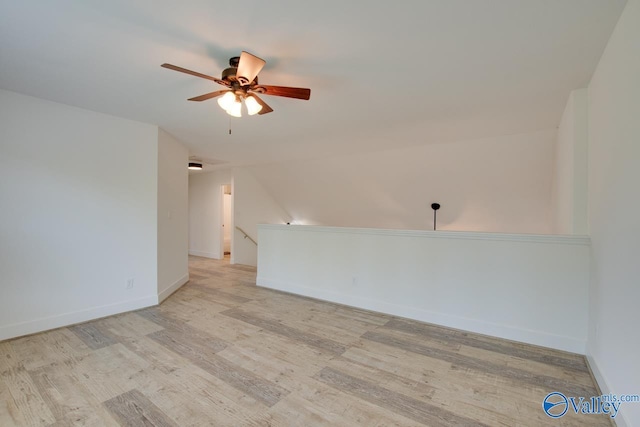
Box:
xmin=162 ymin=51 xmax=310 ymax=118
xmin=216 ymin=92 xmax=262 ymax=117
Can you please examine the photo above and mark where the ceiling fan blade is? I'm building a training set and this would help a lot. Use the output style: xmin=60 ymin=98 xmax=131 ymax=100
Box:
xmin=161 ymin=63 xmax=229 ymax=87
xmin=236 ymin=51 xmax=266 ymax=86
xmin=188 ymin=90 xmax=229 ymax=102
xmin=256 ymin=85 xmax=311 ymax=100
xmin=249 ymin=93 xmax=274 ymax=115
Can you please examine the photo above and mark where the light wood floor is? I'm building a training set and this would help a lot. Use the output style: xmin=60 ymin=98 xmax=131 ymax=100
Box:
xmin=0 ymin=256 xmax=612 ymax=426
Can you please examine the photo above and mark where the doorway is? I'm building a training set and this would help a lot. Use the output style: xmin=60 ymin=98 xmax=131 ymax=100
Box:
xmin=221 ymin=184 xmax=232 ymax=259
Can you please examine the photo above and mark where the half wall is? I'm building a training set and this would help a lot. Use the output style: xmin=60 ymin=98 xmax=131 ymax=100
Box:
xmin=257 ymin=224 xmax=590 ymax=353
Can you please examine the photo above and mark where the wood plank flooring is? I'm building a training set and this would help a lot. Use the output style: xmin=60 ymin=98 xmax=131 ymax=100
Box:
xmin=0 ymin=256 xmax=613 ymax=426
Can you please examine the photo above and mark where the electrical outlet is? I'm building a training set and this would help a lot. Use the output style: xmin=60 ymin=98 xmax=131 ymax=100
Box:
xmin=126 ymin=277 xmax=134 ymax=290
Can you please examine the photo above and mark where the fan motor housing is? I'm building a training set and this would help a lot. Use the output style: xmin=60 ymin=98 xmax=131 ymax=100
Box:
xmin=221 ymin=65 xmax=257 ymax=85
xmin=221 ymin=67 xmax=237 ymax=81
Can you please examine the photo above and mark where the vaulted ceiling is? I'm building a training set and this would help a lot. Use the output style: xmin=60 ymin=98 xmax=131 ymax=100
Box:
xmin=0 ymin=1 xmax=626 ymax=168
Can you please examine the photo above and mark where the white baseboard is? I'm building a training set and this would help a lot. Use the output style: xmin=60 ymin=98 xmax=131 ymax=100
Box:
xmin=586 ymin=353 xmax=628 ymax=427
xmin=158 ymin=273 xmax=189 ymax=303
xmin=188 ymin=250 xmax=220 ymax=259
xmin=257 ymin=277 xmax=586 ymax=354
xmin=0 ymin=295 xmax=158 ymax=342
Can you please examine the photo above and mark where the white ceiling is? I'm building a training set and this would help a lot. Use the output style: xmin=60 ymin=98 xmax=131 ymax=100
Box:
xmin=0 ymin=0 xmax=626 ymax=168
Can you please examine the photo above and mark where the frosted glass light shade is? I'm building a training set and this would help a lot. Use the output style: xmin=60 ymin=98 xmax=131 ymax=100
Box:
xmin=217 ymin=91 xmax=235 ymax=110
xmin=245 ymin=95 xmax=263 ymax=115
xmin=227 ymin=99 xmax=242 ymax=117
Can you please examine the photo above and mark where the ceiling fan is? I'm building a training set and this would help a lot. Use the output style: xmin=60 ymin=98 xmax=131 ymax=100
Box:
xmin=161 ymin=51 xmax=311 ymax=117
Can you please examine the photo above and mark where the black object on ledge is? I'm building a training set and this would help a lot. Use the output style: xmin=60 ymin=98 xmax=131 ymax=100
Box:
xmin=431 ymin=203 xmax=441 ymax=231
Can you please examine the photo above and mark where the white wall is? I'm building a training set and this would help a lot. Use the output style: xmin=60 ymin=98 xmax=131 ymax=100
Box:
xmin=249 ymin=130 xmax=556 ymax=234
xmin=552 ymin=89 xmax=588 ymax=235
xmin=0 ymin=89 xmax=159 ymax=340
xmin=223 ymin=193 xmax=232 ymax=254
xmin=233 ymin=168 xmax=290 ymax=266
xmin=188 ymin=170 xmax=232 ymax=259
xmin=586 ymin=1 xmax=640 ymax=425
xmin=258 ymin=225 xmax=590 ymax=353
xmin=157 ymin=129 xmax=189 ymax=302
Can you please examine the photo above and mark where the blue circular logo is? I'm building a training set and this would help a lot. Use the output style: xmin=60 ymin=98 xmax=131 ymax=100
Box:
xmin=543 ymin=392 xmax=568 ymax=418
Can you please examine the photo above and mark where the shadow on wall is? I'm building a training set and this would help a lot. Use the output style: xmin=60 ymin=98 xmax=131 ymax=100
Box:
xmin=247 ymin=129 xmax=556 ymax=234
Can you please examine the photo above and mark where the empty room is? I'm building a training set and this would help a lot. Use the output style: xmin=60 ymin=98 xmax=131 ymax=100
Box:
xmin=1 ymin=0 xmax=639 ymax=426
